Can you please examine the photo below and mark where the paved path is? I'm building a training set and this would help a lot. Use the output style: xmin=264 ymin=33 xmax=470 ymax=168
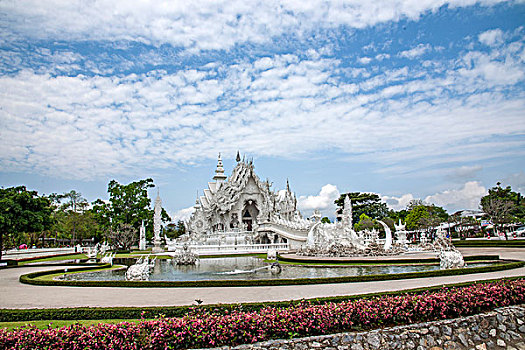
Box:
xmin=0 ymin=248 xmax=523 ymax=310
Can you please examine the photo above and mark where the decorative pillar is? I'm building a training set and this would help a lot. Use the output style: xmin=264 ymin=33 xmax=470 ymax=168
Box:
xmin=152 ymin=190 xmax=164 ymax=253
xmin=139 ymin=220 xmax=146 ymax=251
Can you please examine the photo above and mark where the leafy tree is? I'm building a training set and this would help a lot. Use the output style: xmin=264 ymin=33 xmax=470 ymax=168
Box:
xmin=354 ymin=213 xmax=375 ymax=231
xmin=387 ymin=209 xmax=408 ymax=224
xmin=0 ymin=186 xmax=53 ymax=259
xmin=106 ymin=178 xmax=155 ymax=230
xmin=321 ymin=217 xmax=331 ymax=224
xmin=91 ymin=179 xmax=172 ymax=244
xmin=334 ymin=192 xmax=388 ymax=223
xmin=405 ymin=202 xmax=448 ymax=231
xmin=480 ymin=183 xmax=525 ymax=234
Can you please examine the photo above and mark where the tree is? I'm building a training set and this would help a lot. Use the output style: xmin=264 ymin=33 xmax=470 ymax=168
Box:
xmin=91 ymin=179 xmax=172 ymax=245
xmin=334 ymin=192 xmax=388 ymax=223
xmin=480 ymin=183 xmax=524 ymax=234
xmin=405 ymin=202 xmax=448 ymax=231
xmin=106 ymin=223 xmax=137 ymax=251
xmin=55 ymin=190 xmax=89 ymax=244
xmin=321 ymin=217 xmax=331 ymax=224
xmin=92 ymin=179 xmax=155 ymax=233
xmin=165 ymin=220 xmax=186 ymax=239
xmin=0 ymin=186 xmax=53 ymax=260
xmin=354 ymin=213 xmax=376 ymax=231
xmin=106 ymin=179 xmax=155 ymax=230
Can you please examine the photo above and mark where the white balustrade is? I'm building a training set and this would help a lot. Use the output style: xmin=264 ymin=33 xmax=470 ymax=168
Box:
xmin=167 ymin=242 xmax=289 ymax=254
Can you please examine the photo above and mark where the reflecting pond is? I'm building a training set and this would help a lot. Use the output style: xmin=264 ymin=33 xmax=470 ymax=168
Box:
xmin=63 ymin=256 xmax=490 ymax=282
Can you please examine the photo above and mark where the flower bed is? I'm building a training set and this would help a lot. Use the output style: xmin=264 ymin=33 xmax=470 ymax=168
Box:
xmin=1 ymin=279 xmax=525 ymax=349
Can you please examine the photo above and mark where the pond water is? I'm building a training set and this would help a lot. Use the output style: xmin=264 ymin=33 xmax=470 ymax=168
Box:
xmin=63 ymin=256 xmax=490 ymax=282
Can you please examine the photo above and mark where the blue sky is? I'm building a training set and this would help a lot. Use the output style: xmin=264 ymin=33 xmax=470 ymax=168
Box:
xmin=0 ymin=0 xmax=524 ymax=220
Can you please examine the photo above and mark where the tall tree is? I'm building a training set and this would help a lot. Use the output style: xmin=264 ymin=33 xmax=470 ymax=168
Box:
xmin=92 ymin=179 xmax=172 ymax=245
xmin=0 ymin=186 xmax=53 ymax=260
xmin=334 ymin=192 xmax=389 ymax=223
xmin=480 ymin=183 xmax=524 ymax=234
xmin=57 ymin=190 xmax=88 ymax=244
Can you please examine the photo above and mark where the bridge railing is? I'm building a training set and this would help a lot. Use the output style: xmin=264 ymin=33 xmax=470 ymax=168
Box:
xmin=167 ymin=243 xmax=290 ymax=254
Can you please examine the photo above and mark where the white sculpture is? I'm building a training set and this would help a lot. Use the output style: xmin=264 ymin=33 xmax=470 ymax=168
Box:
xmin=439 ymin=249 xmax=465 ymax=269
xmin=173 ymin=244 xmax=198 ymax=265
xmin=152 ymin=190 xmax=163 ymax=253
xmin=394 ymin=220 xmax=408 ymax=245
xmin=139 ymin=220 xmax=146 ymax=251
xmin=100 ymin=252 xmax=116 ymax=265
xmin=86 ymin=243 xmax=99 ymax=259
xmin=267 ymin=248 xmax=277 ymax=260
xmin=125 ymin=256 xmax=156 ymax=281
xmin=377 ymin=220 xmax=392 ymax=251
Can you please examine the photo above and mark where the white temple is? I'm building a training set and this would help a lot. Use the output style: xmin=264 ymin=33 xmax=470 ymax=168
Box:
xmin=178 ymin=153 xmax=310 ymax=251
xmin=171 ymin=153 xmax=460 ymax=264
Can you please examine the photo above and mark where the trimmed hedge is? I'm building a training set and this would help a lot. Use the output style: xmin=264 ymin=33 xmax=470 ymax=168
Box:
xmin=2 ymin=276 xmax=524 ymax=323
xmin=453 ymin=239 xmax=525 ymax=247
xmin=18 ymin=259 xmax=524 ymax=288
xmin=276 ymin=254 xmax=500 ymax=264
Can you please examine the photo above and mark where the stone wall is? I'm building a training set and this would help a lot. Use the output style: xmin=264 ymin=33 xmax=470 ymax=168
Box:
xmin=208 ymin=305 xmax=525 ymax=350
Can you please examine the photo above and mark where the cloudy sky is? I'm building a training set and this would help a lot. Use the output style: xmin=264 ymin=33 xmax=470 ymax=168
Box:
xmin=0 ymin=0 xmax=524 ymax=220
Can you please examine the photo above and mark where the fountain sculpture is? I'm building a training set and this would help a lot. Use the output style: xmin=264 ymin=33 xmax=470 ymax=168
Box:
xmin=125 ymin=256 xmax=156 ymax=281
xmin=100 ymin=252 xmax=116 ymax=266
xmin=173 ymin=244 xmax=198 ymax=265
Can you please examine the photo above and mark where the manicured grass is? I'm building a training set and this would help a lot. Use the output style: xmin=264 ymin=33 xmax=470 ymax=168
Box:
xmin=31 ymin=265 xmax=126 ymax=282
xmin=18 ymin=254 xmax=88 ymax=266
xmin=0 ymin=319 xmax=145 ymax=331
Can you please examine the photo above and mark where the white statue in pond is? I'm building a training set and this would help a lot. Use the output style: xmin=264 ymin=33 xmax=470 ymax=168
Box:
xmin=125 ymin=256 xmax=156 ymax=281
xmin=101 ymin=252 xmax=116 ymax=266
xmin=439 ymin=250 xmax=465 ymax=269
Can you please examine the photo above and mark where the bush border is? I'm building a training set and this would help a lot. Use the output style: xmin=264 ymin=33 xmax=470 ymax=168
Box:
xmin=453 ymin=240 xmax=525 ymax=247
xmin=2 ymin=275 xmax=524 ymax=322
xmin=18 ymin=259 xmax=524 ymax=288
xmin=276 ymin=254 xmax=500 ymax=265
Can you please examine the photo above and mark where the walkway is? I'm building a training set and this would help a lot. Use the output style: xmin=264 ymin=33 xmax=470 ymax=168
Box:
xmin=0 ymin=248 xmax=523 ymax=309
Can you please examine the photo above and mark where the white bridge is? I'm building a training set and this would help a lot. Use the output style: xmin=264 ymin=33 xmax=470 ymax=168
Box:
xmin=166 ymin=242 xmax=289 ymax=255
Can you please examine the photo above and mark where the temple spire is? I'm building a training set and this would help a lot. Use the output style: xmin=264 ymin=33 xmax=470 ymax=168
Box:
xmin=213 ymin=153 xmax=227 ymax=182
xmin=236 ymin=151 xmax=241 ymax=162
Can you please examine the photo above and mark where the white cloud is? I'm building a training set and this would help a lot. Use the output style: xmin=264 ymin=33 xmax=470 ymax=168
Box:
xmin=382 ymin=193 xmax=415 ymax=211
xmin=358 ymin=57 xmax=372 ymax=64
xmin=479 ymin=28 xmax=504 ymax=46
xmin=170 ymin=206 xmax=195 ymax=222
xmin=424 ymin=181 xmax=487 ymax=212
xmin=450 ymin=165 xmax=483 ymax=180
xmin=399 ymin=44 xmax=432 ymax=59
xmin=298 ymin=184 xmax=340 ymax=217
xmin=1 ymin=30 xmax=524 ymax=180
xmin=0 ymin=1 xmax=508 ymax=51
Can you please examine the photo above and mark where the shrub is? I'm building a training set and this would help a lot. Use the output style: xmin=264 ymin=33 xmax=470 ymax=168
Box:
xmin=1 ymin=279 xmax=525 ymax=349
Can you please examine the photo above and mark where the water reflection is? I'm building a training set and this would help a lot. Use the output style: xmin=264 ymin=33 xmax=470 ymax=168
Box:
xmin=64 ymin=257 xmax=487 ymax=282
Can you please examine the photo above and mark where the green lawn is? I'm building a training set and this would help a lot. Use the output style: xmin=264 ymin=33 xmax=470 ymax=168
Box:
xmin=18 ymin=254 xmax=88 ymax=266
